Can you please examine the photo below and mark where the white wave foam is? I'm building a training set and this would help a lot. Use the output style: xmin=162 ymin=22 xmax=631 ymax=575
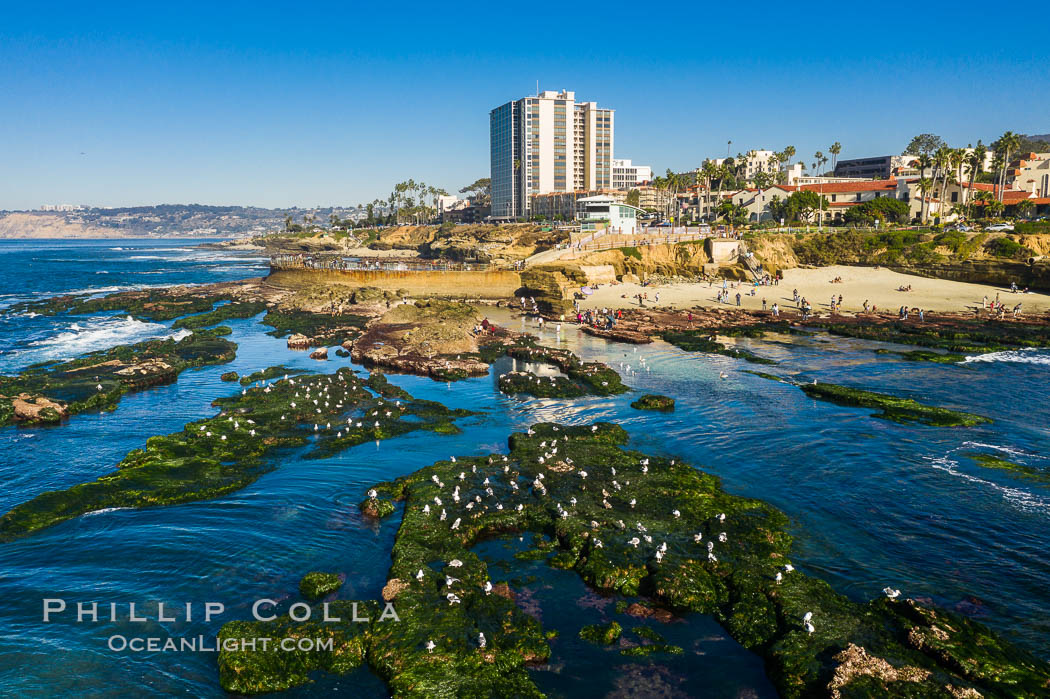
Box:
xmin=84 ymin=507 xmax=130 ymax=516
xmin=929 ymin=454 xmax=1050 ymax=514
xmin=960 ymin=441 xmax=1047 ymax=461
xmin=9 ymin=316 xmax=190 ymax=368
xmin=964 ymin=349 xmax=1050 ymax=366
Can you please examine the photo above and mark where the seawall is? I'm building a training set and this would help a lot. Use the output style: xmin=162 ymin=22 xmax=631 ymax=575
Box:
xmin=266 ymin=268 xmax=523 ymax=299
xmin=888 ymin=260 xmax=1050 ymax=291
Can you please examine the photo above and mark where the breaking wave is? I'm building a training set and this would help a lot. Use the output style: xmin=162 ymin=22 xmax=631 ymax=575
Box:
xmin=4 ymin=316 xmax=191 ymax=370
xmin=964 ymin=349 xmax=1050 ymax=366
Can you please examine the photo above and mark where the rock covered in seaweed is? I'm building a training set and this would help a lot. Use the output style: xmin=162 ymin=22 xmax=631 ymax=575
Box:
xmin=299 ymin=572 xmax=343 ymax=601
xmin=630 ymin=394 xmax=675 ymax=411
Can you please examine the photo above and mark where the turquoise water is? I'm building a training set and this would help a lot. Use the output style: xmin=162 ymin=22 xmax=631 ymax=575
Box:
xmin=1 ymin=240 xmax=1049 ymax=696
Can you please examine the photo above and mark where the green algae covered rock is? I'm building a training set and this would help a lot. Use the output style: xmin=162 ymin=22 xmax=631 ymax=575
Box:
xmin=214 ymin=421 xmax=1050 ymax=697
xmin=495 ymin=340 xmax=629 ymax=397
xmin=220 ymin=371 xmax=239 ymax=382
xmin=6 ymin=288 xmax=233 ymax=321
xmin=218 ymin=601 xmax=374 ymax=695
xmin=0 ymin=329 xmax=237 ymax=428
xmin=967 ymin=453 xmax=1050 ymax=483
xmin=620 ymin=644 xmax=683 ymax=657
xmin=238 ymin=365 xmax=309 ymax=386
xmin=875 ymin=348 xmax=967 ymax=363
xmin=661 ymin=330 xmax=777 ymax=365
xmin=173 ymin=301 xmax=268 ymax=329
xmin=0 ymin=367 xmax=474 ymax=540
xmin=630 ymin=394 xmax=675 ymax=411
xmin=800 ymin=382 xmax=991 ymax=426
xmin=261 ymin=309 xmax=368 ymax=345
xmin=498 ymin=371 xmax=586 ymax=399
xmin=579 ymin=621 xmax=622 ymax=645
xmin=299 ymin=572 xmax=343 ymax=601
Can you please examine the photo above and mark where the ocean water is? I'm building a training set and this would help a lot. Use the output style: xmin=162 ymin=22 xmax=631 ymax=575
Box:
xmin=1 ymin=240 xmax=1049 ymax=696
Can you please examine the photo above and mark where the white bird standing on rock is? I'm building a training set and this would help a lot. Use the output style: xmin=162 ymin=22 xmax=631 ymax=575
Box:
xmin=775 ymin=572 xmax=783 ymax=584
xmin=416 ymin=569 xmax=425 ymax=582
xmin=445 ymin=576 xmax=459 ymax=587
xmin=449 ymin=559 xmax=463 ymax=567
xmin=426 ymin=640 xmax=436 ymax=653
xmin=483 ymin=581 xmax=492 ymax=595
xmin=451 ymin=518 xmax=461 ymax=530
xmin=478 ymin=632 xmax=486 ymax=649
xmin=883 ymin=587 xmax=901 ymax=599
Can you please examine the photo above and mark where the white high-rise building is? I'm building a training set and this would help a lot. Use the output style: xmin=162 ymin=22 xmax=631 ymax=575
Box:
xmin=490 ymin=90 xmax=614 ymax=220
xmin=611 ymin=159 xmax=652 ymax=190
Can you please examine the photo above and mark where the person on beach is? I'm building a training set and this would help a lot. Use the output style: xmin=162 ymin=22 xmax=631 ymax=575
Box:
xmin=1013 ymin=302 xmax=1022 ymax=317
xmin=762 ymin=298 xmax=767 ymax=311
xmin=736 ymin=292 xmax=741 ymax=306
xmin=771 ymin=302 xmax=780 ymax=317
xmin=863 ymin=299 xmax=870 ymax=313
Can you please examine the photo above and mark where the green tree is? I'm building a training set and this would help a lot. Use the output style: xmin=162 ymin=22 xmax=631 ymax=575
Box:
xmin=1017 ymin=198 xmax=1035 ymax=220
xmin=459 ymin=178 xmax=491 ymax=205
xmin=829 ymin=142 xmax=842 ymax=173
xmin=842 ymin=197 xmax=910 ymax=226
xmin=904 ymin=133 xmax=945 ymax=157
xmin=625 ymin=189 xmax=640 ymax=207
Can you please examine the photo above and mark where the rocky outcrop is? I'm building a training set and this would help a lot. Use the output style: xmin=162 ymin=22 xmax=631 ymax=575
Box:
xmin=309 ymin=347 xmax=328 ymax=360
xmin=10 ymin=394 xmax=68 ymax=423
xmin=113 ymin=359 xmax=177 ymax=388
xmin=286 ymin=334 xmax=311 ymax=350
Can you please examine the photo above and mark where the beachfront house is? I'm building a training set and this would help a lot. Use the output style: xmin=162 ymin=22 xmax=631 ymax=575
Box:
xmin=576 ymin=195 xmax=644 ymax=237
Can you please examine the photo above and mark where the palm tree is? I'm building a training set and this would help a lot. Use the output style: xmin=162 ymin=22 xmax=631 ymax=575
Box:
xmin=915 ymin=154 xmax=933 ymax=223
xmin=783 ymin=145 xmax=796 ymax=170
xmin=829 ymin=142 xmax=842 ymax=173
xmin=1017 ymin=198 xmax=1035 ymax=220
xmin=993 ymin=131 xmax=1020 ymax=203
xmin=964 ymin=143 xmax=985 ymax=212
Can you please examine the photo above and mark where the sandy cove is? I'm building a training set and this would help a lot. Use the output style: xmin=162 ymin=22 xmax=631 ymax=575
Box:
xmin=576 ymin=265 xmax=1050 ymax=316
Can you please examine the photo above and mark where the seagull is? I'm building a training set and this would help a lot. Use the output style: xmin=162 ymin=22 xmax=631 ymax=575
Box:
xmin=719 ymin=372 xmax=728 ymax=380
xmin=718 ymin=532 xmax=727 ymax=543
xmin=449 ymin=559 xmax=463 ymax=568
xmin=446 ymin=593 xmax=461 ymax=605
xmin=654 ymin=550 xmax=663 ymax=561
xmin=426 ymin=640 xmax=436 ymax=653
xmin=416 ymin=569 xmax=425 ymax=582
xmin=883 ymin=587 xmax=901 ymax=599
xmin=451 ymin=518 xmax=461 ymax=530
xmin=96 ymin=383 xmax=103 ymax=391
xmin=693 ymin=532 xmax=703 ymax=543
xmin=673 ymin=509 xmax=681 ymax=518
xmin=483 ymin=581 xmax=492 ymax=595
xmin=445 ymin=576 xmax=459 ymax=587
xmin=628 ymin=537 xmax=640 ymax=547
xmin=478 ymin=632 xmax=486 ymax=649
xmin=717 ymin=513 xmax=726 ymax=523
xmin=784 ymin=564 xmax=794 ymax=573
xmin=775 ymin=572 xmax=783 ymax=584
xmin=423 ymin=504 xmax=430 ymax=514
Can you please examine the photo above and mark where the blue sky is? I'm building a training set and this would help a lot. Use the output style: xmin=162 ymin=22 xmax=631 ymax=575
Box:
xmin=2 ymin=1 xmax=1047 ymax=210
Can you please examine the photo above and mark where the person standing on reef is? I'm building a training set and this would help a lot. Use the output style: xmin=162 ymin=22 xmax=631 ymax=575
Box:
xmin=863 ymin=299 xmax=870 ymax=313
xmin=735 ymin=292 xmax=741 ymax=306
xmin=771 ymin=302 xmax=780 ymax=318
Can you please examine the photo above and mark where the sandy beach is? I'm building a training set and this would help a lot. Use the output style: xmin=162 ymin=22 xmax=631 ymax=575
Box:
xmin=577 ymin=265 xmax=1050 ymax=316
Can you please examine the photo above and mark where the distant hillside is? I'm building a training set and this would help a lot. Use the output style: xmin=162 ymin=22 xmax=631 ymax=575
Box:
xmin=0 ymin=204 xmax=369 ymax=239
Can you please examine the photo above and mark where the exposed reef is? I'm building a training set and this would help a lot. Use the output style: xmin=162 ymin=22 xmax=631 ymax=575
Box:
xmin=630 ymin=394 xmax=675 ymax=412
xmin=216 ymin=423 xmax=1050 ymax=697
xmin=0 ymin=328 xmax=237 ymax=428
xmin=0 ymin=367 xmax=474 ymax=540
xmin=661 ymin=330 xmax=777 ymax=365
xmin=351 ymin=300 xmax=495 ymax=381
xmin=799 ymin=382 xmax=991 ymax=427
xmin=173 ymin=301 xmax=268 ymax=329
